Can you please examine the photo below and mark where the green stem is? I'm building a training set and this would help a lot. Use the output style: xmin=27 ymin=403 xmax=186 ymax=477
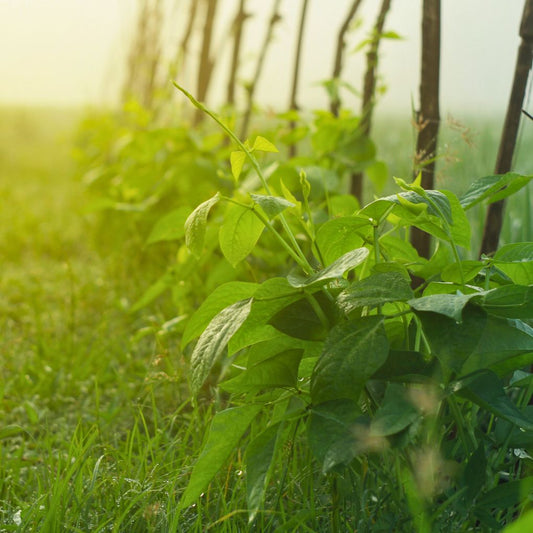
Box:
xmin=447 ymin=395 xmax=476 ymax=454
xmin=304 ymin=291 xmax=330 ymax=330
xmin=174 ymin=83 xmax=313 ymax=274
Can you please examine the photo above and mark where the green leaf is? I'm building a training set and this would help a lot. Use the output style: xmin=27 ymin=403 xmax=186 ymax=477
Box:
xmin=269 ymin=294 xmax=330 ymax=341
xmin=442 ymin=189 xmax=471 ymax=248
xmin=288 ymin=247 xmax=369 ymax=288
xmin=494 ymin=242 xmax=533 ymax=263
xmin=146 ymin=206 xmax=191 ymax=245
xmin=461 ymin=316 xmax=533 ymax=376
xmin=418 ymin=305 xmax=487 ymax=374
xmin=252 ymin=135 xmax=278 ymax=153
xmin=190 ymin=299 xmax=252 ymax=393
xmin=221 ymin=349 xmax=303 ymax=394
xmin=370 ymin=384 xmax=419 ymax=437
xmin=462 ymin=445 xmax=487 ymax=502
xmin=480 ymin=285 xmax=533 ymax=319
xmin=219 ymin=203 xmax=265 ymax=267
xmin=441 ymin=261 xmax=483 ymax=284
xmin=230 ymin=151 xmax=246 ymax=181
xmin=372 ymin=350 xmax=437 ymax=382
xmin=185 ymin=193 xmax=221 ymax=257
xmin=179 ymin=404 xmax=262 ymax=509
xmin=337 ymin=271 xmax=414 ymax=313
xmin=246 ymin=422 xmax=281 ymax=522
xmin=228 ymin=278 xmax=302 ymax=354
xmin=455 ymin=370 xmax=533 ymax=430
xmin=503 ymin=509 xmax=533 ymax=533
xmin=311 ymin=317 xmax=389 ymax=404
xmin=315 ymin=216 xmax=369 ymax=265
xmin=476 ymin=476 xmax=533 ymax=510
xmin=409 ymin=293 xmax=481 ymax=322
xmin=308 ymin=399 xmax=365 ymax=473
xmin=460 ymin=173 xmax=533 ymax=210
xmin=250 ymin=194 xmax=294 ymax=219
xmin=328 ymin=194 xmax=359 ymax=217
xmin=182 ymin=281 xmax=259 ymax=348
xmin=494 ymin=243 xmax=533 ymax=284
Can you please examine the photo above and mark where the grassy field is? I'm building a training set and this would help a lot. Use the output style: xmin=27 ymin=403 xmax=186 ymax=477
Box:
xmin=1 ymin=106 xmax=533 ymax=531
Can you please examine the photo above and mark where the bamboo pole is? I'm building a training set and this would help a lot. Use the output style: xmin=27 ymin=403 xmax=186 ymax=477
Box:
xmin=330 ymin=0 xmax=365 ymax=117
xmin=410 ymin=0 xmax=441 ymax=259
xmin=350 ymin=0 xmax=392 ymax=203
xmin=288 ymin=0 xmax=310 ymax=157
xmin=479 ymin=0 xmax=533 ymax=256
xmin=240 ymin=0 xmax=282 ymax=139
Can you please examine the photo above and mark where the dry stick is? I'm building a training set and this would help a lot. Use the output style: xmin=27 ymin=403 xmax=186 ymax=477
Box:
xmin=227 ymin=0 xmax=249 ymax=106
xmin=144 ymin=0 xmax=164 ymax=108
xmin=287 ymin=0 xmax=310 ymax=157
xmin=479 ymin=0 xmax=533 ymax=256
xmin=330 ymin=0 xmax=364 ymax=117
xmin=240 ymin=0 xmax=283 ymax=139
xmin=177 ymin=0 xmax=199 ymax=75
xmin=410 ymin=0 xmax=441 ymax=259
xmin=350 ymin=0 xmax=392 ymax=203
xmin=194 ymin=0 xmax=219 ymax=125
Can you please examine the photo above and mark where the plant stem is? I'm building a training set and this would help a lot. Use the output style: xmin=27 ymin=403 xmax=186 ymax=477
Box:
xmin=175 ymin=82 xmax=314 ymax=275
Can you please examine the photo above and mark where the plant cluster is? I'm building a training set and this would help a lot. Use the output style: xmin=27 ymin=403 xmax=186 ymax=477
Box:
xmin=167 ymin=88 xmax=533 ymax=530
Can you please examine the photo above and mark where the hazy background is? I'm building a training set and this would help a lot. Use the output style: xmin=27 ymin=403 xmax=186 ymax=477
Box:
xmin=0 ymin=0 xmax=528 ymax=117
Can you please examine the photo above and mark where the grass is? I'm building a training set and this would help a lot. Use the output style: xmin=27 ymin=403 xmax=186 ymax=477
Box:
xmin=1 ymin=105 xmax=533 ymax=531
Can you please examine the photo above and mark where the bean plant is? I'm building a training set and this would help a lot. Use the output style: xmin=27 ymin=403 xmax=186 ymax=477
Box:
xmin=164 ymin=84 xmax=533 ymax=532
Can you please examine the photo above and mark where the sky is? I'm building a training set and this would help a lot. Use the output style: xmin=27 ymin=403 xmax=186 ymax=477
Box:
xmin=0 ymin=0 xmax=528 ymax=117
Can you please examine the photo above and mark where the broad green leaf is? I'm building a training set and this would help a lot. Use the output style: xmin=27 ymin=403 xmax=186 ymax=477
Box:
xmin=384 ymin=189 xmax=453 ymax=225
xmin=359 ymin=198 xmax=395 ymax=223
xmin=252 ymin=135 xmax=278 ymax=153
xmin=476 ymin=476 xmax=533 ymax=510
xmin=182 ymin=281 xmax=259 ymax=348
xmin=190 ymin=299 xmax=252 ymax=393
xmin=219 ymin=203 xmax=265 ymax=267
xmin=460 ymin=173 xmax=533 ymax=210
xmin=372 ymin=350 xmax=437 ymax=382
xmin=442 ymin=189 xmax=471 ymax=248
xmin=480 ymin=285 xmax=533 ymax=319
xmin=461 ymin=316 xmax=533 ymax=375
xmin=462 ymin=445 xmax=487 ymax=502
xmin=417 ymin=305 xmax=487 ymax=374
xmin=503 ymin=509 xmax=533 ymax=533
xmin=269 ymin=294 xmax=331 ymax=341
xmin=494 ymin=243 xmax=533 ymax=284
xmin=311 ymin=317 xmax=389 ymax=404
xmin=250 ymin=194 xmax=294 ymax=219
xmin=230 ymin=151 xmax=246 ymax=181
xmin=315 ymin=216 xmax=369 ymax=265
xmin=185 ymin=193 xmax=220 ymax=257
xmin=370 ymin=384 xmax=419 ymax=437
xmin=146 ymin=206 xmax=190 ymax=245
xmin=455 ymin=370 xmax=533 ymax=430
xmin=337 ymin=271 xmax=414 ymax=313
xmin=494 ymin=242 xmax=533 ymax=262
xmin=179 ymin=404 xmax=262 ymax=509
xmin=441 ymin=261 xmax=484 ymax=284
xmin=308 ymin=399 xmax=364 ymax=473
xmin=409 ymin=293 xmax=481 ymax=322
xmin=288 ymin=247 xmax=369 ymax=288
xmin=220 ymin=349 xmax=303 ymax=394
xmin=328 ymin=194 xmax=359 ymax=217
xmin=228 ymin=278 xmax=301 ymax=354
xmin=246 ymin=422 xmax=281 ymax=522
